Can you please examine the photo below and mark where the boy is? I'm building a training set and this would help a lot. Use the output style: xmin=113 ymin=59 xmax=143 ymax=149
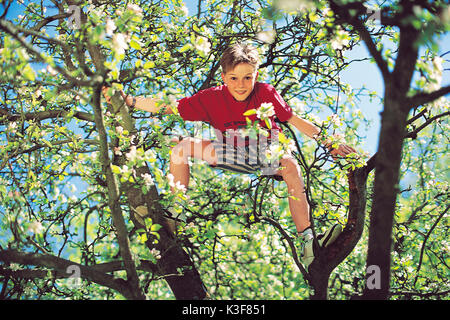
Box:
xmin=103 ymin=43 xmax=356 ymax=268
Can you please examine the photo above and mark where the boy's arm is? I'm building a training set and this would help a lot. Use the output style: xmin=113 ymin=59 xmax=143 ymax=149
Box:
xmin=102 ymin=87 xmax=173 ymax=115
xmin=287 ymin=114 xmax=356 ymax=157
xmin=286 ymin=114 xmax=321 ymax=140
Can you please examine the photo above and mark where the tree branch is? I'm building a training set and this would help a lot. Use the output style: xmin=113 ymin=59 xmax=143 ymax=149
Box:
xmin=0 ymin=18 xmax=95 ymax=87
xmin=413 ymin=205 xmax=449 ymax=287
xmin=407 ymin=85 xmax=450 ymax=110
xmin=0 ymin=109 xmax=94 ymax=124
xmin=0 ymin=249 xmax=134 ymax=299
xmin=91 ymin=85 xmax=145 ymax=300
xmin=260 ymin=216 xmax=311 ymax=283
xmin=405 ymin=111 xmax=450 ymax=139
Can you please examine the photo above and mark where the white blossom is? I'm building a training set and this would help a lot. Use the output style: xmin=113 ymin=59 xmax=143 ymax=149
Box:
xmin=167 ymin=173 xmax=187 ymax=193
xmin=290 ymin=97 xmax=305 ymax=114
xmin=115 ymin=126 xmax=124 ymax=134
xmin=256 ymin=102 xmax=275 ymax=120
xmin=265 ymin=144 xmax=283 ymax=161
xmin=150 ymin=248 xmax=161 ymax=260
xmin=257 ymin=30 xmax=276 ymax=44
xmin=274 ymin=0 xmax=315 ymax=13
xmin=46 ymin=65 xmax=57 ymax=76
xmin=112 ymin=33 xmax=129 ymax=55
xmin=331 ymin=36 xmax=350 ymax=50
xmin=126 ymin=145 xmax=137 ymax=161
xmin=141 ymin=173 xmax=154 ymax=186
xmin=8 ymin=122 xmax=17 ymax=133
xmin=330 ymin=114 xmax=342 ymax=127
xmin=106 ymin=19 xmax=117 ymax=37
xmin=28 ymin=221 xmax=44 ymax=234
xmin=9 ymin=263 xmax=21 ymax=271
xmin=181 ymin=5 xmax=189 ymax=17
xmin=127 ymin=3 xmax=143 ymax=16
xmin=330 ymin=27 xmax=351 ymax=50
xmin=194 ymin=36 xmax=211 ymax=56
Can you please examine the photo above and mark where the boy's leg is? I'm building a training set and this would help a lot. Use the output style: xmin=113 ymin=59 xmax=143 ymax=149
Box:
xmin=275 ymin=156 xmax=342 ymax=268
xmin=275 ymin=156 xmax=316 ymax=268
xmin=167 ymin=138 xmax=217 ymax=233
xmin=169 ymin=137 xmax=218 ymax=192
xmin=275 ymin=156 xmax=310 ymax=233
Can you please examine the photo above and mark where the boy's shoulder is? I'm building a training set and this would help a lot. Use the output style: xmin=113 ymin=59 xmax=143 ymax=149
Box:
xmin=254 ymin=82 xmax=276 ymax=93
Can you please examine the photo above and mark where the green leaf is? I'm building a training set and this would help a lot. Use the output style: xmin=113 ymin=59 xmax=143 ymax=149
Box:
xmin=138 ymin=232 xmax=148 ymax=243
xmin=22 ymin=64 xmax=36 ymax=81
xmin=179 ymin=43 xmax=192 ymax=52
xmin=41 ymin=139 xmax=53 ymax=148
xmin=111 ymin=165 xmax=121 ymax=174
xmin=129 ymin=39 xmax=141 ymax=50
xmin=144 ymin=61 xmax=155 ymax=69
xmin=243 ymin=109 xmax=257 ymax=116
xmin=151 ymin=224 xmax=162 ymax=232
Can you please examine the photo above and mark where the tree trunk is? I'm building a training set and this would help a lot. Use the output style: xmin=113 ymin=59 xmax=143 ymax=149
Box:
xmin=362 ymin=95 xmax=409 ymax=299
xmin=309 ymin=270 xmax=331 ymax=300
xmin=362 ymin=24 xmax=419 ymax=299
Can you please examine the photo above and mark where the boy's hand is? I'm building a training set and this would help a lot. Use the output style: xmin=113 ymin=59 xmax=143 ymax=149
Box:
xmin=330 ymin=144 xmax=357 ymax=159
xmin=102 ymin=86 xmax=134 ymax=110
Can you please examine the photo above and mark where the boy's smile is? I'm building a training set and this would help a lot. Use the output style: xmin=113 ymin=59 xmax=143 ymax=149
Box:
xmin=221 ymin=63 xmax=258 ymax=101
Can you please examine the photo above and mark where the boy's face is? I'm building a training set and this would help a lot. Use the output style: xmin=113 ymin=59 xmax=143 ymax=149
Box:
xmin=221 ymin=63 xmax=258 ymax=101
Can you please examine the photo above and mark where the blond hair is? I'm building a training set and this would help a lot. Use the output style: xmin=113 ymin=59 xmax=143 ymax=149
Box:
xmin=219 ymin=43 xmax=260 ymax=74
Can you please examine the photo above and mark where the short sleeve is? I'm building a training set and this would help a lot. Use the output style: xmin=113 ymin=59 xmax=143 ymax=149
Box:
xmin=268 ymin=85 xmax=293 ymax=123
xmin=177 ymin=91 xmax=209 ymax=122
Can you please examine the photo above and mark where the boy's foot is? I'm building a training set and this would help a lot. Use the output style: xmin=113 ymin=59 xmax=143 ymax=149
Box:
xmin=299 ymin=224 xmax=343 ymax=269
xmin=317 ymin=224 xmax=343 ymax=248
xmin=300 ymin=238 xmax=315 ymax=269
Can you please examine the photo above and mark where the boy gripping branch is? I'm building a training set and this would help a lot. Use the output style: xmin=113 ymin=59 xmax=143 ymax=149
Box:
xmin=103 ymin=43 xmax=356 ymax=269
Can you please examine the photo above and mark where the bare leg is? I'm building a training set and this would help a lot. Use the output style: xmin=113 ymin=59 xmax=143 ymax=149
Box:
xmin=169 ymin=138 xmax=217 ymax=192
xmin=166 ymin=138 xmax=217 ymax=233
xmin=276 ymin=156 xmax=310 ymax=233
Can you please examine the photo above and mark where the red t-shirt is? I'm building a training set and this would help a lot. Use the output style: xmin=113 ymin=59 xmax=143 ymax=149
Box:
xmin=177 ymin=82 xmax=293 ymax=133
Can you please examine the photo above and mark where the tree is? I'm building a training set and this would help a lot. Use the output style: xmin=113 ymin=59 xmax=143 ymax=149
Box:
xmin=325 ymin=0 xmax=450 ymax=299
xmin=0 ymin=0 xmax=448 ymax=300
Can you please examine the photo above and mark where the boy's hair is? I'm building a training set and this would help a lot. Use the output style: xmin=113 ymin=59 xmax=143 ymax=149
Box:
xmin=220 ymin=43 xmax=260 ymax=74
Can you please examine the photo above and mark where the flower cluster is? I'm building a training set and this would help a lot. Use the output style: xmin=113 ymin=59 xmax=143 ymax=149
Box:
xmin=167 ymin=173 xmax=187 ymax=194
xmin=243 ymin=102 xmax=275 ymax=129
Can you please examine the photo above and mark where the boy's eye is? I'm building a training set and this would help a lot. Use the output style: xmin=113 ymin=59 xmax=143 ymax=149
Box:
xmin=245 ymin=76 xmax=252 ymax=80
xmin=230 ymin=77 xmax=237 ymax=80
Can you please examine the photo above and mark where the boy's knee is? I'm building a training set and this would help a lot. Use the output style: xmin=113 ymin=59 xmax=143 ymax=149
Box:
xmin=279 ymin=157 xmax=300 ymax=177
xmin=170 ymin=138 xmax=191 ymax=164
